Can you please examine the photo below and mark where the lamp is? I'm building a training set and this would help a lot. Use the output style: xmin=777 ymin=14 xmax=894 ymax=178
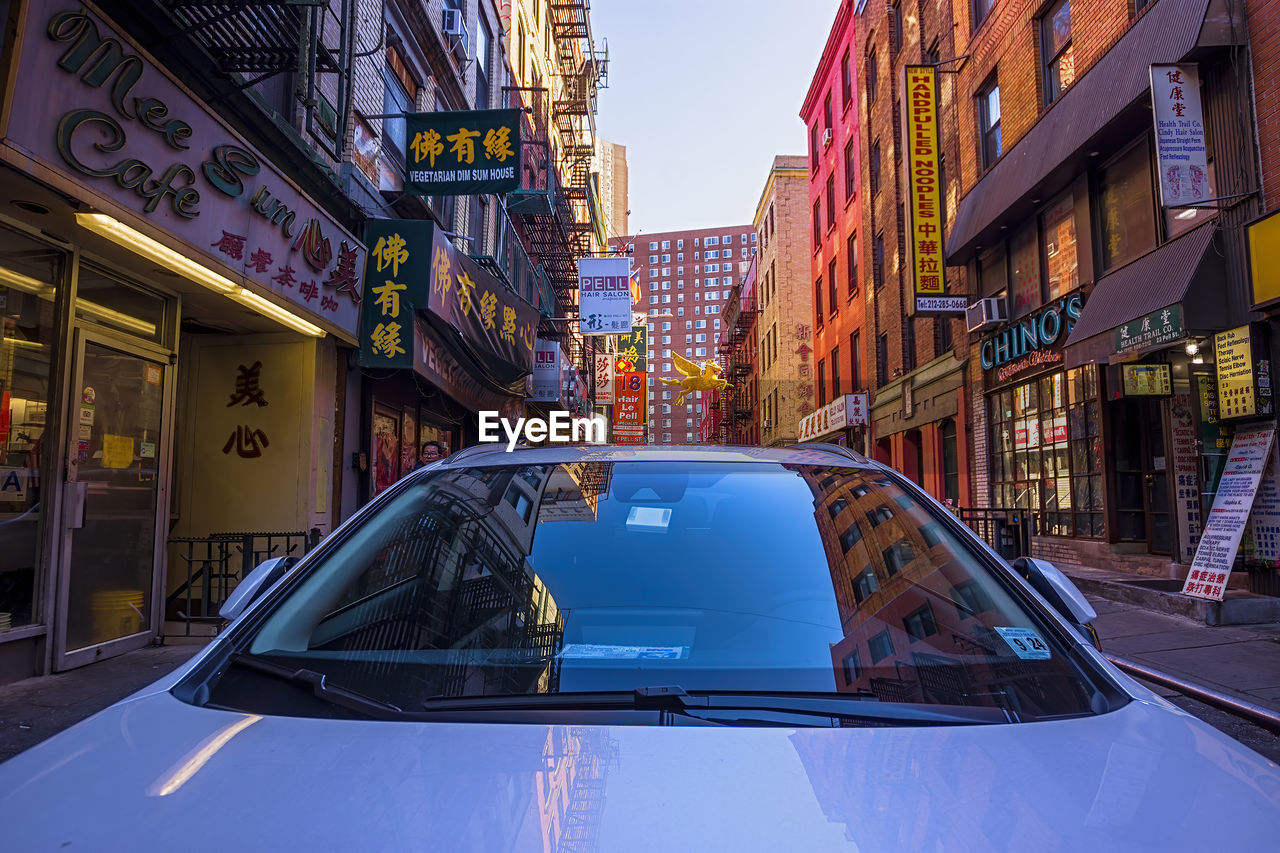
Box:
xmin=76 ymin=212 xmax=325 ymax=337
xmin=1185 ymin=341 xmax=1199 ymax=356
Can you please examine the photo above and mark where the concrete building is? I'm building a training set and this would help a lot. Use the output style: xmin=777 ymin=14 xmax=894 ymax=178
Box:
xmin=595 ymin=137 xmax=629 ymax=241
xmin=753 ymin=156 xmax=817 ymax=445
xmin=612 ymin=225 xmax=757 ymax=444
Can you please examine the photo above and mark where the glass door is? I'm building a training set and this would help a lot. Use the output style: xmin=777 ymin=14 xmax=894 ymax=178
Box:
xmin=54 ymin=330 xmax=169 ymax=669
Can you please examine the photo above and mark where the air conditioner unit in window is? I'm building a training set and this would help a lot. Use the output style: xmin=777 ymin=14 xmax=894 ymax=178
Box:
xmin=822 ymin=128 xmax=833 ymax=147
xmin=762 ymin=419 xmax=773 ymax=430
xmin=965 ymin=297 xmax=1008 ymax=333
xmin=442 ymin=8 xmax=470 ymax=59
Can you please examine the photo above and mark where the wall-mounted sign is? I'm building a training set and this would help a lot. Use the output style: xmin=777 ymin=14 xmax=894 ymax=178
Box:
xmin=5 ymin=1 xmax=365 ymax=340
xmin=613 ymin=372 xmax=645 ymax=444
xmin=404 ymin=109 xmax=522 ymax=196
xmin=979 ymin=291 xmax=1084 ymax=388
xmin=1150 ymin=64 xmax=1211 ymax=209
xmin=1215 ymin=323 xmax=1272 ymax=421
xmin=1114 ymin=304 xmax=1183 ymax=354
xmin=797 ymin=394 xmax=868 ymax=442
xmin=359 ymin=220 xmax=432 ymax=369
xmin=578 ymin=257 xmax=633 ymax=335
xmin=594 ymin=353 xmax=615 ymax=406
xmin=615 ymin=324 xmax=648 ymax=372
xmin=1118 ymin=363 xmax=1173 ymax=397
xmin=532 ymin=340 xmax=561 ymax=402
xmin=903 ymin=65 xmax=962 ymax=314
xmin=1248 ymin=207 xmax=1280 ymax=309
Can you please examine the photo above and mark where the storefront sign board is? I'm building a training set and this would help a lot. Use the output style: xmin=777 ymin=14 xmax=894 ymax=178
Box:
xmin=1150 ymin=65 xmax=1211 ymax=209
xmin=1119 ymin=364 xmax=1173 ymax=396
xmin=359 ymin=219 xmax=433 ymax=369
xmin=1215 ymin=323 xmax=1272 ymax=420
xmin=797 ymin=394 xmax=868 ymax=442
xmin=903 ymin=66 xmax=960 ymax=313
xmin=1183 ymin=426 xmax=1274 ymax=601
xmin=612 ymin=372 xmax=645 ymax=444
xmin=578 ymin=257 xmax=633 ymax=335
xmin=404 ymin=109 xmax=521 ymax=196
xmin=412 ymin=316 xmax=522 ymax=422
xmin=615 ymin=325 xmax=648 ymax=372
xmin=532 ymin=340 xmax=561 ymax=402
xmin=979 ymin=291 xmax=1084 ymax=389
xmin=594 ymin=354 xmax=615 ymax=406
xmin=5 ymin=0 xmax=366 ymax=340
xmin=1113 ymin=304 xmax=1183 ymax=354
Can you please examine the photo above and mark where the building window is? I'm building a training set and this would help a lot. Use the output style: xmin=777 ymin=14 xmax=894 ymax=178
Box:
xmin=988 ymin=367 xmax=1104 ymax=538
xmin=813 ymin=200 xmax=822 ymax=249
xmin=873 ymin=232 xmax=885 ymax=288
xmin=1041 ymin=0 xmax=1075 ymax=105
xmin=841 ymin=649 xmax=862 ymax=684
xmin=815 ymin=276 xmax=824 ymax=327
xmin=475 ymin=16 xmax=492 ymax=108
xmin=973 ymin=0 xmax=995 ymax=29
xmin=934 ymin=316 xmax=954 ymax=357
xmin=904 ymin=316 xmax=917 ymax=372
xmin=828 ymin=258 xmax=838 ymax=311
xmin=381 ymin=63 xmax=413 ymax=166
xmin=903 ymin=603 xmax=938 ymax=642
xmin=843 ymin=140 xmax=857 ymax=203
xmin=1041 ymin=191 xmax=1078 ymax=299
xmin=1098 ymin=137 xmax=1158 ymax=271
xmin=941 ymin=418 xmax=960 ymax=504
xmin=847 ymin=234 xmax=858 ymax=296
xmin=870 ymin=140 xmax=882 ymax=196
xmin=867 ymin=48 xmax=878 ymax=104
xmin=824 ymin=92 xmax=833 ymax=134
xmin=890 ymin=1 xmax=903 ymax=58
xmin=876 ymin=333 xmax=888 ymax=387
xmin=817 ymin=358 xmax=826 ymax=405
xmin=850 ymin=331 xmax=862 ymax=391
xmin=852 ymin=567 xmax=879 ymax=605
xmin=977 ymin=78 xmax=1002 ymax=169
xmin=826 ymin=177 xmax=836 ymax=228
xmin=1010 ymin=220 xmax=1042 ymax=318
xmin=841 ymin=49 xmax=852 ymax=107
xmin=868 ymin=628 xmax=894 ymax=663
xmin=831 ymin=344 xmax=841 ymax=397
xmin=810 ymin=125 xmax=820 ymax=172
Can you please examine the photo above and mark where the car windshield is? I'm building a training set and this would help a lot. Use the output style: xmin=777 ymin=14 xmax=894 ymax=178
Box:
xmin=204 ymin=460 xmax=1105 ymax=722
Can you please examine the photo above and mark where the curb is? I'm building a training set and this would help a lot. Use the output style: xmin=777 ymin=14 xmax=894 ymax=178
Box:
xmin=1065 ymin=572 xmax=1280 ymax=626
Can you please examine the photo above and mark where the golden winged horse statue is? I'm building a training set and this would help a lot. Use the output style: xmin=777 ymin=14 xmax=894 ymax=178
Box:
xmin=662 ymin=352 xmax=730 ymax=405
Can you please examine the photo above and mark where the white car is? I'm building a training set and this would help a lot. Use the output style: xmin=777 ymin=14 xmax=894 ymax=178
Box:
xmin=2 ymin=444 xmax=1278 ymax=851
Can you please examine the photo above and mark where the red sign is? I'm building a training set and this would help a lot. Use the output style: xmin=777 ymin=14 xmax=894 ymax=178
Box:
xmin=612 ymin=371 xmax=645 ymax=444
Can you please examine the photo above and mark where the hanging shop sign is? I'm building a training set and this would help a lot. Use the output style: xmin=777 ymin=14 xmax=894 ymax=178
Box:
xmin=797 ymin=394 xmax=869 ymax=442
xmin=1107 ymin=363 xmax=1173 ymax=397
xmin=1150 ymin=64 xmax=1211 ymax=209
xmin=613 ymin=372 xmax=645 ymax=444
xmin=1113 ymin=304 xmax=1184 ymax=355
xmin=1248 ymin=208 xmax=1280 ymax=309
xmin=532 ymin=340 xmax=561 ymax=403
xmin=578 ymin=257 xmax=633 ymax=335
xmin=594 ymin=354 xmax=615 ymax=406
xmin=615 ymin=324 xmax=648 ymax=372
xmin=1183 ymin=425 xmax=1274 ymax=601
xmin=412 ymin=317 xmax=522 ymax=422
xmin=1169 ymin=393 xmax=1203 ymax=565
xmin=403 ymin=109 xmax=522 ymax=196
xmin=359 ymin=219 xmax=434 ymax=369
xmin=979 ymin=291 xmax=1084 ymax=388
xmin=4 ymin=1 xmax=365 ymax=340
xmin=1215 ymin=323 xmax=1272 ymax=421
xmin=903 ymin=65 xmax=965 ymax=314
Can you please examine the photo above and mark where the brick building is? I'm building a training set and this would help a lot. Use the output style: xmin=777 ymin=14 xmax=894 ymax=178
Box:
xmin=946 ymin=0 xmax=1266 ymax=581
xmin=612 ymin=226 xmax=757 ymax=444
xmin=713 ymin=256 xmax=759 ymax=445
xmin=753 ymin=156 xmax=817 ymax=445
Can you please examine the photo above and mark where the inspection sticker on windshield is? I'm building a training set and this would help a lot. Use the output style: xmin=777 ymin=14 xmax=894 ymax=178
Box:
xmin=995 ymin=627 xmax=1052 ymax=660
xmin=559 ymin=644 xmax=688 ymax=660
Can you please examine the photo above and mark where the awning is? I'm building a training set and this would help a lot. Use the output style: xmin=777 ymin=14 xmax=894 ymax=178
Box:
xmin=945 ymin=0 xmax=1214 ymax=265
xmin=1063 ymin=222 xmax=1225 ymax=368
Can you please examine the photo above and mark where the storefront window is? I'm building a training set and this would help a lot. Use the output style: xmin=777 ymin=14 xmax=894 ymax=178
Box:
xmin=0 ymin=226 xmax=62 ymax=630
xmin=1009 ymin=221 xmax=1041 ymax=319
xmin=1099 ymin=138 xmax=1157 ymax=271
xmin=1040 ymin=193 xmax=1078 ymax=299
xmin=75 ymin=268 xmax=167 ymax=343
xmin=989 ymin=367 xmax=1102 ymax=538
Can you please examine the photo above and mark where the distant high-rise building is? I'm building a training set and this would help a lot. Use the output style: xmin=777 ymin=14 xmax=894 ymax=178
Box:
xmin=595 ymin=138 xmax=629 ymax=240
xmin=611 ymin=226 xmax=758 ymax=445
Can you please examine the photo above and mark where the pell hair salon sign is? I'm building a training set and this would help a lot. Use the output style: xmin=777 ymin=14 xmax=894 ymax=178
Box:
xmin=2 ymin=0 xmax=366 ymax=340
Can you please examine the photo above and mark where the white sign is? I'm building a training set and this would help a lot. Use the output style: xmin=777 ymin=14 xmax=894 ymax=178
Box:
xmin=577 ymin=257 xmax=632 ymax=335
xmin=1169 ymin=394 xmax=1203 ymax=564
xmin=594 ymin=353 xmax=615 ymax=405
xmin=1246 ymin=439 xmax=1280 ymax=565
xmin=1183 ymin=426 xmax=1275 ymax=601
xmin=531 ymin=340 xmax=561 ymax=402
xmin=1151 ymin=64 xmax=1211 ymax=208
xmin=797 ymin=394 xmax=868 ymax=442
xmin=0 ymin=468 xmax=27 ymax=502
xmin=916 ymin=296 xmax=967 ymax=312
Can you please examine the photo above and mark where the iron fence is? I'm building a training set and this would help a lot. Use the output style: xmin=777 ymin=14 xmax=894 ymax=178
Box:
xmin=956 ymin=508 xmax=1033 ymax=561
xmin=166 ymin=530 xmax=320 ymax=636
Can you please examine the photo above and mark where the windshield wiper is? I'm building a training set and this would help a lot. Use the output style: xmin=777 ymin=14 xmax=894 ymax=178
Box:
xmin=228 ymin=654 xmax=404 ymax=720
xmin=421 ymin=685 xmax=1013 ymax=726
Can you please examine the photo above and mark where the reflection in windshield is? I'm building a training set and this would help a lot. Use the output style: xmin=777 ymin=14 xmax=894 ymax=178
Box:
xmin=232 ymin=461 xmax=1098 ymax=719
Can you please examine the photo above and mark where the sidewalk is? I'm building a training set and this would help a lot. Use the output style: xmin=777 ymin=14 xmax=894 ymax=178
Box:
xmin=0 ymin=643 xmax=205 ymax=763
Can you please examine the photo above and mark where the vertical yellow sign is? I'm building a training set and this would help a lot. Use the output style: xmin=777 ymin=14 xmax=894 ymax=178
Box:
xmin=905 ymin=66 xmax=944 ymax=300
xmin=1215 ymin=325 xmax=1255 ymax=419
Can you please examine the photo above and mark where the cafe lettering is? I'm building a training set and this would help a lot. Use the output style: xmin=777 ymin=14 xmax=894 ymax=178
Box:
xmin=980 ymin=292 xmax=1084 ymax=375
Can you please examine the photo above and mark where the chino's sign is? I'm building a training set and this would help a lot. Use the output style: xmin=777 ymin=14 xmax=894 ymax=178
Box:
xmin=903 ymin=65 xmax=962 ymax=314
xmin=979 ymin=292 xmax=1085 ymax=388
xmin=3 ymin=1 xmax=365 ymax=340
xmin=404 ymin=109 xmax=521 ymax=196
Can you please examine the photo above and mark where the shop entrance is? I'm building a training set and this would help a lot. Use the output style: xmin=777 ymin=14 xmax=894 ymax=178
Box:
xmin=1110 ymin=398 xmax=1173 ymax=554
xmin=53 ymin=328 xmax=170 ymax=670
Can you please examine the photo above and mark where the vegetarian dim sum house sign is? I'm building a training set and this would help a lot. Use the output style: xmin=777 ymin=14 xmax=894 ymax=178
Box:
xmin=404 ymin=110 xmax=522 ymax=196
xmin=3 ymin=0 xmax=367 ymax=340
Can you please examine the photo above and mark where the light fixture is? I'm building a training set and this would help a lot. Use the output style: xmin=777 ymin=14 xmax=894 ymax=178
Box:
xmin=1185 ymin=341 xmax=1199 ymax=356
xmin=1192 ymin=354 xmax=1204 ymax=364
xmin=0 ymin=265 xmax=55 ymax=299
xmin=1175 ymin=209 xmax=1198 ymax=220
xmin=76 ymin=212 xmax=326 ymax=338
xmin=76 ymin=300 xmax=157 ymax=336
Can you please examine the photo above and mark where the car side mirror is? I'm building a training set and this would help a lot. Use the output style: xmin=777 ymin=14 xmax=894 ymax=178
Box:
xmin=1012 ymin=557 xmax=1101 ymax=649
xmin=219 ymin=556 xmax=298 ymax=622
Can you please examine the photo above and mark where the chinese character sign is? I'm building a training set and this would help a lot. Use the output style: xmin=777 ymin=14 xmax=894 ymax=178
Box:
xmin=1150 ymin=64 xmax=1211 ymax=208
xmin=578 ymin=257 xmax=633 ymax=335
xmin=358 ymin=219 xmax=434 ymax=369
xmin=613 ymin=372 xmax=646 ymax=444
xmin=615 ymin=324 xmax=648 ymax=372
xmin=904 ymin=66 xmax=953 ymax=310
xmin=532 ymin=340 xmax=561 ymax=403
xmin=404 ymin=109 xmax=522 ymax=196
xmin=594 ymin=353 xmax=615 ymax=405
xmin=1216 ymin=325 xmax=1259 ymax=420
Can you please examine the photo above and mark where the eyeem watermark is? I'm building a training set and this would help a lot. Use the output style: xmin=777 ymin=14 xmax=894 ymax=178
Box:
xmin=479 ymin=411 xmax=608 ymax=451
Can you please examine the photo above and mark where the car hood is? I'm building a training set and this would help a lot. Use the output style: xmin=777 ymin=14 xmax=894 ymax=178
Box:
xmin=1 ymin=691 xmax=1278 ymax=851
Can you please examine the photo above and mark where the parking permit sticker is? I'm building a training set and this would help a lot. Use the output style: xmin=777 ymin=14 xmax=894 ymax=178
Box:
xmin=995 ymin=627 xmax=1052 ymax=660
xmin=560 ymin=644 xmax=688 ymax=660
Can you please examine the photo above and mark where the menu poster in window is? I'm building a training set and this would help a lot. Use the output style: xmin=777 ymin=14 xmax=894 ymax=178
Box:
xmin=371 ymin=410 xmax=399 ymax=497
xmin=1169 ymin=394 xmax=1203 ymax=564
xmin=401 ymin=409 xmax=418 ymax=475
xmin=1121 ymin=364 xmax=1172 ymax=396
xmin=1183 ymin=425 xmax=1274 ymax=601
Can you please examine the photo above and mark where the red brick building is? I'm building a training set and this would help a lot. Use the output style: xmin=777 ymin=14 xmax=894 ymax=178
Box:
xmin=611 ymin=226 xmax=756 ymax=444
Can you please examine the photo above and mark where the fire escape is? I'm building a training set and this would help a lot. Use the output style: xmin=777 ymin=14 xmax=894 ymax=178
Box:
xmin=718 ymin=282 xmax=757 ymax=445
xmin=558 ymin=728 xmax=621 ymax=853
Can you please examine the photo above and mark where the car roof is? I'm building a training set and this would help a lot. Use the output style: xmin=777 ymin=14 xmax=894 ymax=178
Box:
xmin=440 ymin=442 xmax=876 ymax=469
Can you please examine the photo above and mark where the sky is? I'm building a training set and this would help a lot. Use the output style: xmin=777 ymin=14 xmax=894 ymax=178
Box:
xmin=590 ymin=0 xmax=840 ymax=237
